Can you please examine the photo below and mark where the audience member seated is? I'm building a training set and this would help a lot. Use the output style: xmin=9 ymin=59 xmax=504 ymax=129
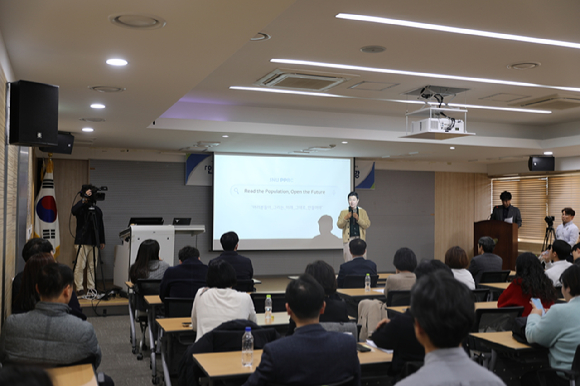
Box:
xmin=191 ymin=260 xmax=257 ymax=341
xmin=396 ymin=271 xmax=505 ymax=386
xmin=574 ymin=243 xmax=580 ymax=266
xmin=498 ymin=252 xmax=556 ymax=316
xmin=12 ymin=252 xmax=85 ymax=320
xmin=525 ymin=265 xmax=580 ymax=386
xmin=210 ymin=231 xmax=253 ymax=281
xmin=0 ymin=366 xmax=53 ymax=386
xmin=287 ymin=260 xmax=349 ymax=335
xmin=243 ymin=274 xmax=361 ymax=386
xmin=384 ymin=247 xmax=417 ymax=299
xmin=445 ymin=246 xmax=475 ymax=290
xmin=541 ymin=240 xmax=572 ymax=287
xmin=12 ymin=238 xmax=54 ymax=308
xmin=370 ymin=260 xmax=452 ymax=383
xmin=160 ymin=246 xmax=208 ymax=301
xmin=336 ymin=238 xmax=377 ymax=288
xmin=129 ymin=239 xmax=170 ymax=283
xmin=469 ymin=236 xmax=503 ymax=285
xmin=0 ymin=263 xmax=112 ymax=385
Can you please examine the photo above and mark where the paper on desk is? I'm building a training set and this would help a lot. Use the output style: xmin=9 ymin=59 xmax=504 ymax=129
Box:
xmin=365 ymin=339 xmax=393 ymax=354
xmin=373 ymin=289 xmax=384 ymax=294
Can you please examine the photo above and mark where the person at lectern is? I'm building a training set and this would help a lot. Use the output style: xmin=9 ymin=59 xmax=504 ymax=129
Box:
xmin=490 ymin=190 xmax=522 ymax=228
xmin=337 ymin=191 xmax=371 ymax=262
xmin=72 ymin=187 xmax=105 ymax=295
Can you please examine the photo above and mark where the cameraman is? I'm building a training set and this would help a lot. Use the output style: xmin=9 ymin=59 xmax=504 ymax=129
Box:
xmin=556 ymin=207 xmax=579 ymax=248
xmin=72 ymin=187 xmax=105 ymax=295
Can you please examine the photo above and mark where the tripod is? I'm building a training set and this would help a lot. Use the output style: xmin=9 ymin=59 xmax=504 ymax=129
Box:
xmin=72 ymin=203 xmax=106 ymax=294
xmin=542 ymin=224 xmax=556 ymax=252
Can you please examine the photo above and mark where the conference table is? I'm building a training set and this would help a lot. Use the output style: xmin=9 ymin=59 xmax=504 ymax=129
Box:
xmin=337 ymin=288 xmax=385 ymax=317
xmin=46 ymin=364 xmax=97 ymax=386
xmin=192 ymin=345 xmax=393 ymax=386
xmin=387 ymin=301 xmax=499 ymax=315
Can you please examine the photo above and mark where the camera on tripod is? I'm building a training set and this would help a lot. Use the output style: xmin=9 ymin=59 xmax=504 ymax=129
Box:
xmin=81 ymin=184 xmax=108 ymax=202
xmin=545 ymin=215 xmax=555 ymax=227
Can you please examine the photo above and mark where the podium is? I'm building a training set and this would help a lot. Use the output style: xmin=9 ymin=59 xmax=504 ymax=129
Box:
xmin=474 ymin=220 xmax=518 ymax=271
xmin=114 ymin=225 xmax=205 ymax=288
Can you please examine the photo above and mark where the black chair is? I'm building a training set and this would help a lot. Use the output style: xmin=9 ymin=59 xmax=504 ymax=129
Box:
xmin=134 ymin=279 xmax=162 ymax=360
xmin=251 ymin=293 xmax=286 ymax=313
xmin=479 ymin=270 xmax=511 ymax=283
xmin=270 ymin=375 xmax=355 ymax=386
xmin=163 ymin=297 xmax=194 ymax=318
xmin=536 ymin=343 xmax=580 ymax=386
xmin=342 ymin=274 xmax=379 ymax=289
xmin=234 ymin=279 xmax=255 ymax=292
xmin=471 ymin=289 xmax=491 ymax=302
xmin=386 ymin=290 xmax=411 ymax=307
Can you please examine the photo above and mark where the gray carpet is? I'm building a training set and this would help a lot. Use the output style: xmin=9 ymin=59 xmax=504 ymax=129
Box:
xmin=89 ymin=315 xmax=167 ymax=386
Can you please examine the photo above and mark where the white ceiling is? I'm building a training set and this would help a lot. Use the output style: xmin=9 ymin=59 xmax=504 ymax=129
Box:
xmin=2 ymin=0 xmax=580 ymax=165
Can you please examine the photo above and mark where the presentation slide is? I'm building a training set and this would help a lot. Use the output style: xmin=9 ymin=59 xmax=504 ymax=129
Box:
xmin=213 ymin=154 xmax=352 ymax=250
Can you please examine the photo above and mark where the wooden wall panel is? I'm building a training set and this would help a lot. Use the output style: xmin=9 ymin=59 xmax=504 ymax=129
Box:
xmin=434 ymin=172 xmax=491 ymax=262
xmin=0 ymin=65 xmax=5 ymax=323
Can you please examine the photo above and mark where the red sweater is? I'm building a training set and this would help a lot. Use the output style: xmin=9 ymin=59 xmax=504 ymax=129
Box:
xmin=497 ymin=278 xmax=554 ymax=316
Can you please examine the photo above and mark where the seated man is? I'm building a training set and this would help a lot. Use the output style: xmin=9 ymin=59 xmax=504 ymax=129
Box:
xmin=336 ymin=239 xmax=377 ymax=288
xmin=12 ymin=237 xmax=54 ymax=307
xmin=384 ymin=247 xmax=417 ymax=299
xmin=160 ymin=246 xmax=208 ymax=300
xmin=210 ymin=231 xmax=253 ymax=281
xmin=243 ymin=274 xmax=360 ymax=386
xmin=397 ymin=271 xmax=505 ymax=386
xmin=0 ymin=263 xmax=102 ymax=368
xmin=573 ymin=243 xmax=580 ymax=266
xmin=469 ymin=236 xmax=503 ymax=285
xmin=541 ymin=240 xmax=572 ymax=287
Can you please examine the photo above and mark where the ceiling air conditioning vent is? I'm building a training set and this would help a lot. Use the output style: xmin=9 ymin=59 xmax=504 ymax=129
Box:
xmin=515 ymin=94 xmax=580 ymax=110
xmin=256 ymin=69 xmax=347 ymax=91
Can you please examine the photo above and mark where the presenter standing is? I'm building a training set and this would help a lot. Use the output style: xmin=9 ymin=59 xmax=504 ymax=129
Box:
xmin=337 ymin=191 xmax=371 ymax=262
xmin=490 ymin=191 xmax=522 ymax=228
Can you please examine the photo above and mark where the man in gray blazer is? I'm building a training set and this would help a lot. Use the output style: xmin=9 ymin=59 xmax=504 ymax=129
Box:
xmin=469 ymin=236 xmax=503 ymax=285
xmin=491 ymin=191 xmax=522 ymax=227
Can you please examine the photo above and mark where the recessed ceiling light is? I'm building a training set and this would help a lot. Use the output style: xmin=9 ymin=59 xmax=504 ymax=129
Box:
xmin=360 ymin=45 xmax=386 ymax=53
xmin=106 ymin=59 xmax=128 ymax=66
xmin=544 ymin=151 xmax=553 ymax=155
xmin=109 ymin=14 xmax=166 ymax=30
xmin=270 ymin=58 xmax=580 ymax=93
xmin=89 ymin=85 xmax=126 ymax=93
xmin=508 ymin=62 xmax=541 ymax=70
xmin=230 ymin=86 xmax=551 ymax=114
xmin=336 ymin=13 xmax=580 ymax=50
xmin=251 ymin=33 xmax=271 ymax=41
xmin=450 ymin=147 xmax=455 ymax=150
xmin=91 ymin=104 xmax=105 ymax=109
xmin=82 ymin=127 xmax=94 ymax=132
xmin=342 ymin=141 xmax=348 ymax=144
xmin=79 ymin=117 xmax=105 ymax=122
xmin=222 ymin=135 xmax=229 ymax=138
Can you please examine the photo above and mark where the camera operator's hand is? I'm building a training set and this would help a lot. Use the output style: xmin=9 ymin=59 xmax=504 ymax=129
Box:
xmin=85 ymin=189 xmax=92 ymax=197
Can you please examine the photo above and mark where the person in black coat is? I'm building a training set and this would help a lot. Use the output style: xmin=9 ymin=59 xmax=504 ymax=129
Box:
xmin=210 ymin=231 xmax=253 ymax=281
xmin=159 ymin=246 xmax=208 ymax=300
xmin=490 ymin=190 xmax=522 ymax=228
xmin=337 ymin=239 xmax=377 ymax=288
xmin=469 ymin=236 xmax=503 ymax=285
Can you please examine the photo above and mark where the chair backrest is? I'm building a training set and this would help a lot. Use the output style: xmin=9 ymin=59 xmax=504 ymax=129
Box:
xmin=471 ymin=289 xmax=490 ymax=302
xmin=320 ymin=322 xmax=358 ymax=339
xmin=163 ymin=297 xmax=194 ymax=317
xmin=479 ymin=270 xmax=511 ymax=284
xmin=134 ymin=279 xmax=162 ymax=311
xmin=270 ymin=375 xmax=355 ymax=386
xmin=472 ymin=306 xmax=524 ymax=333
xmin=572 ymin=344 xmax=580 ymax=373
xmin=211 ymin=327 xmax=279 ymax=352
xmin=251 ymin=293 xmax=286 ymax=313
xmin=234 ymin=279 xmax=255 ymax=293
xmin=342 ymin=275 xmax=379 ymax=289
xmin=386 ymin=290 xmax=411 ymax=307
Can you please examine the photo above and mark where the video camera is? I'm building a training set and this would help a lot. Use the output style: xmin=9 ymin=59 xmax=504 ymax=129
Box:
xmin=81 ymin=184 xmax=108 ymax=202
xmin=545 ymin=215 xmax=555 ymax=227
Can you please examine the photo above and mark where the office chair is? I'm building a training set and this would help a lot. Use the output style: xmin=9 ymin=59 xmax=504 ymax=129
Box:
xmin=251 ymin=293 xmax=286 ymax=313
xmin=536 ymin=343 xmax=580 ymax=386
xmin=133 ymin=279 xmax=162 ymax=360
xmin=163 ymin=297 xmax=194 ymax=318
xmin=234 ymin=279 xmax=255 ymax=292
xmin=342 ymin=274 xmax=379 ymax=289
xmin=270 ymin=375 xmax=355 ymax=386
xmin=479 ymin=270 xmax=511 ymax=283
xmin=471 ymin=289 xmax=491 ymax=302
xmin=386 ymin=290 xmax=411 ymax=307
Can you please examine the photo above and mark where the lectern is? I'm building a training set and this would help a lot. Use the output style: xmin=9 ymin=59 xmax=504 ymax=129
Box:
xmin=114 ymin=224 xmax=205 ymax=288
xmin=474 ymin=220 xmax=518 ymax=271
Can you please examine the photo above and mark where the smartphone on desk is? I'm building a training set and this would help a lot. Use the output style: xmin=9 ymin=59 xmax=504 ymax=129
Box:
xmin=531 ymin=298 xmax=546 ymax=316
xmin=356 ymin=343 xmax=371 ymax=352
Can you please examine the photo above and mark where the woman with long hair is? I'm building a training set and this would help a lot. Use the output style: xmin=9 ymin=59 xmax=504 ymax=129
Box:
xmin=498 ymin=252 xmax=556 ymax=316
xmin=129 ymin=239 xmax=170 ymax=283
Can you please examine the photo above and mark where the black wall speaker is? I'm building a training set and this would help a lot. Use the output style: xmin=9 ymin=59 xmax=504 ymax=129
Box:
xmin=8 ymin=80 xmax=59 ymax=147
xmin=528 ymin=156 xmax=555 ymax=171
xmin=39 ymin=132 xmax=74 ymax=155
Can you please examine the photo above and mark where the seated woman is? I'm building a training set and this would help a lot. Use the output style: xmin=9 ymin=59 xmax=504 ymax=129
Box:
xmin=526 ymin=265 xmax=580 ymax=385
xmin=445 ymin=246 xmax=475 ymax=290
xmin=498 ymin=252 xmax=556 ymax=316
xmin=384 ymin=247 xmax=417 ymax=299
xmin=191 ymin=260 xmax=257 ymax=341
xmin=129 ymin=239 xmax=170 ymax=283
xmin=287 ymin=260 xmax=349 ymax=335
xmin=13 ymin=252 xmax=86 ymax=320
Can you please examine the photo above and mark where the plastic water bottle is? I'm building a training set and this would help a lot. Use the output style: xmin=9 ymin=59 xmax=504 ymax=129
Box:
xmin=265 ymin=294 xmax=272 ymax=324
xmin=242 ymin=327 xmax=254 ymax=367
xmin=365 ymin=273 xmax=371 ymax=292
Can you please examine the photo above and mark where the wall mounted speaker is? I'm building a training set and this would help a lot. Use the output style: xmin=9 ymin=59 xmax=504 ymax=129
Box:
xmin=528 ymin=156 xmax=555 ymax=171
xmin=7 ymin=80 xmax=59 ymax=147
xmin=39 ymin=132 xmax=74 ymax=155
